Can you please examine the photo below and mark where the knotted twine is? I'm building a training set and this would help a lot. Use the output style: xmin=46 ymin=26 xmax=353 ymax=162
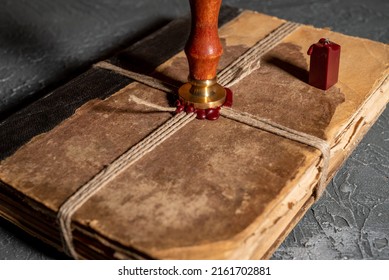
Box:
xmin=58 ymin=21 xmax=330 ymax=259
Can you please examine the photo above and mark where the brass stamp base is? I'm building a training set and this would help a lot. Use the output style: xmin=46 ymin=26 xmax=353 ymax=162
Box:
xmin=178 ymin=78 xmax=226 ymax=110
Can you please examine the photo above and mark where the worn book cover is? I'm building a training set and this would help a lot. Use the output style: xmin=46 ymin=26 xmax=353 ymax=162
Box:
xmin=0 ymin=7 xmax=388 ymax=259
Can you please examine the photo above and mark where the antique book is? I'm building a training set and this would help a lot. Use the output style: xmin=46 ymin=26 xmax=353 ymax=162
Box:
xmin=0 ymin=7 xmax=388 ymax=259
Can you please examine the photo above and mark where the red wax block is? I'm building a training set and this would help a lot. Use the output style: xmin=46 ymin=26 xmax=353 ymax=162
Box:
xmin=307 ymin=38 xmax=341 ymax=90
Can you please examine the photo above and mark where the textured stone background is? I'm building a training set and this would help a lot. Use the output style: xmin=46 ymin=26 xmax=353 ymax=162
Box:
xmin=0 ymin=0 xmax=388 ymax=259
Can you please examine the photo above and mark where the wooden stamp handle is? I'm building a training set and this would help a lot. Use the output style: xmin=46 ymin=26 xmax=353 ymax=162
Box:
xmin=185 ymin=0 xmax=223 ymax=81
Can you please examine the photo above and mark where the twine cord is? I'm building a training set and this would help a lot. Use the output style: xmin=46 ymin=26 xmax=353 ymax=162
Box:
xmin=94 ymin=61 xmax=175 ymax=94
xmin=57 ymin=21 xmax=330 ymax=259
xmin=218 ymin=22 xmax=300 ymax=87
xmin=220 ymin=107 xmax=330 ymax=197
xmin=128 ymin=95 xmax=176 ymax=112
xmin=57 ymin=112 xmax=196 ymax=258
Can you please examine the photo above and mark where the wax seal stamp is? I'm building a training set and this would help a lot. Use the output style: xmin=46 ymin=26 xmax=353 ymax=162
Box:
xmin=177 ymin=0 xmax=232 ymax=120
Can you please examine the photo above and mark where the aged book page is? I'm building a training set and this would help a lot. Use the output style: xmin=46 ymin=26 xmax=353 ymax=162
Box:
xmin=0 ymin=10 xmax=388 ymax=259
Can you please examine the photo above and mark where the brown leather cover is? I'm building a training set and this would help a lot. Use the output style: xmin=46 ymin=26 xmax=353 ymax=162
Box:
xmin=0 ymin=10 xmax=388 ymax=259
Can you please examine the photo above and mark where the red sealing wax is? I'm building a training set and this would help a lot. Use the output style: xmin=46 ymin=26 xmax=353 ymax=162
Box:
xmin=307 ymin=38 xmax=341 ymax=90
xmin=176 ymin=87 xmax=233 ymax=120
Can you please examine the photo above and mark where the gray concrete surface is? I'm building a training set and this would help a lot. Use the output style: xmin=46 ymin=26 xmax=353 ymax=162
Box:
xmin=0 ymin=0 xmax=388 ymax=259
